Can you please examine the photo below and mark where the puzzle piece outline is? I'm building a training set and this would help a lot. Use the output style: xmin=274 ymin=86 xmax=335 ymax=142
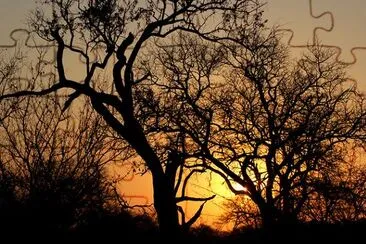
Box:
xmin=310 ymin=0 xmax=366 ymax=64
xmin=0 ymin=29 xmax=56 ymax=61
xmin=273 ymin=0 xmax=332 ymax=49
xmin=0 ymin=28 xmax=57 ymax=84
xmin=270 ymin=0 xmax=366 ymax=66
xmin=2 ymin=1 xmax=365 ymax=66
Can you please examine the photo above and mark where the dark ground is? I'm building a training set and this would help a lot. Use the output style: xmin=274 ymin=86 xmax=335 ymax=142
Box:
xmin=1 ymin=209 xmax=364 ymax=243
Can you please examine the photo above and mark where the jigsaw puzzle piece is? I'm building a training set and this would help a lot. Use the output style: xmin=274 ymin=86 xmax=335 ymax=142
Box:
xmin=0 ymin=0 xmax=55 ymax=67
xmin=312 ymin=0 xmax=366 ymax=63
xmin=264 ymin=0 xmax=330 ymax=48
xmin=0 ymin=29 xmax=30 ymax=51
xmin=0 ymin=29 xmax=56 ymax=86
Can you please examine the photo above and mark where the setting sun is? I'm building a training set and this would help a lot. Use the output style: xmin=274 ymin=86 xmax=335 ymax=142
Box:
xmin=233 ymin=183 xmax=248 ymax=193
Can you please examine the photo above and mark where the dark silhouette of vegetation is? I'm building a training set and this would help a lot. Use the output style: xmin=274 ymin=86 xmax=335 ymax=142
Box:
xmin=214 ymin=44 xmax=366 ymax=228
xmin=220 ymin=195 xmax=261 ymax=229
xmin=301 ymin=158 xmax=366 ymax=223
xmin=0 ymin=95 xmax=127 ymax=240
xmin=0 ymin=51 xmax=22 ymax=122
xmin=220 ymin=160 xmax=366 ymax=230
xmin=0 ymin=0 xmax=365 ymax=240
xmin=0 ymin=0 xmax=269 ymax=236
xmin=140 ymin=32 xmax=366 ymax=230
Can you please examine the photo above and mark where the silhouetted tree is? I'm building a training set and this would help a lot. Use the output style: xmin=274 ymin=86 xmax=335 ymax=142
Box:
xmin=220 ymin=158 xmax=366 ymax=229
xmin=144 ymin=32 xmax=366 ymax=229
xmin=207 ymin=43 xmax=366 ymax=227
xmin=0 ymin=96 xmax=124 ymax=237
xmin=0 ymin=54 xmax=25 ymax=230
xmin=301 ymin=157 xmax=366 ymax=223
xmin=0 ymin=0 xmax=267 ymax=236
xmin=220 ymin=195 xmax=261 ymax=229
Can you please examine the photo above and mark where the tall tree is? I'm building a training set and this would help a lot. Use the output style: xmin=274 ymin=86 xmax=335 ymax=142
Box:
xmin=210 ymin=44 xmax=366 ymax=227
xmin=0 ymin=0 xmax=266 ymax=236
xmin=145 ymin=33 xmax=366 ymax=228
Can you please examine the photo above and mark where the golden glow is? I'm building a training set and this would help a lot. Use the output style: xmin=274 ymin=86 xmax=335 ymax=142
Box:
xmin=1 ymin=0 xmax=366 ymax=231
xmin=233 ymin=183 xmax=248 ymax=192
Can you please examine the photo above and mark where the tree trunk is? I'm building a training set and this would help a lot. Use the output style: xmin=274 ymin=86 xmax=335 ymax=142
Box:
xmin=260 ymin=207 xmax=277 ymax=241
xmin=123 ymin=124 xmax=180 ymax=238
xmin=260 ymin=204 xmax=298 ymax=241
xmin=278 ymin=212 xmax=298 ymax=226
xmin=261 ymin=207 xmax=277 ymax=229
xmin=91 ymin=104 xmax=181 ymax=237
xmin=152 ymin=175 xmax=180 ymax=238
xmin=259 ymin=204 xmax=277 ymax=232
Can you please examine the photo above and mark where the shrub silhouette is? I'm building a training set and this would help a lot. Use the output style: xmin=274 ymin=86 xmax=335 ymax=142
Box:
xmin=0 ymin=97 xmax=124 ymax=240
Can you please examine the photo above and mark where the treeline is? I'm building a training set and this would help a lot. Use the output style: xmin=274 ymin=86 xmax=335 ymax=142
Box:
xmin=0 ymin=59 xmax=364 ymax=242
xmin=0 ymin=0 xmax=365 ymax=240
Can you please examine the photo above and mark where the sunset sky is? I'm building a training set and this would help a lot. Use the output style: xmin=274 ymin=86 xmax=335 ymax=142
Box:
xmin=1 ymin=0 xmax=365 ymax=229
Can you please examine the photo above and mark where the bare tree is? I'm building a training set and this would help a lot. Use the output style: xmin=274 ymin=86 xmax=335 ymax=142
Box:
xmin=0 ymin=96 xmax=124 ymax=235
xmin=207 ymin=43 xmax=366 ymax=227
xmin=220 ymin=157 xmax=366 ymax=229
xmin=301 ymin=155 xmax=366 ymax=223
xmin=220 ymin=195 xmax=261 ymax=229
xmin=0 ymin=0 xmax=266 ymax=235
xmin=145 ymin=31 xmax=366 ymax=229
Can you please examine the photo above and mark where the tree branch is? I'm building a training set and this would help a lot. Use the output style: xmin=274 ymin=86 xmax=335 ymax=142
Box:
xmin=176 ymin=194 xmax=215 ymax=203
